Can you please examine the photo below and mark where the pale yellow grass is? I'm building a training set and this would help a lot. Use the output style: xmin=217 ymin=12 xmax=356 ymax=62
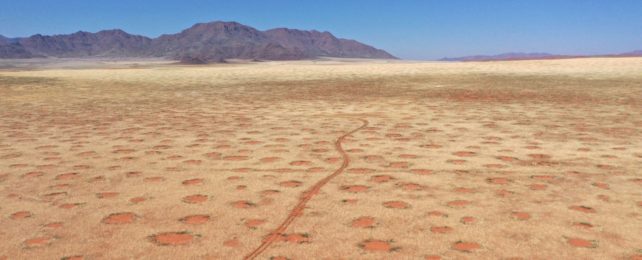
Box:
xmin=0 ymin=58 xmax=641 ymax=260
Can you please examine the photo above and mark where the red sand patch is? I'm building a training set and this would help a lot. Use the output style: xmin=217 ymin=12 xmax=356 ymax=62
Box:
xmin=55 ymin=172 xmax=78 ymax=180
xmin=399 ymin=182 xmax=424 ymax=191
xmin=496 ymin=156 xmax=519 ymax=162
xmin=232 ymin=200 xmax=256 ymax=209
xmin=341 ymin=185 xmax=369 ymax=193
xmin=76 ymin=151 xmax=98 ymax=157
xmin=453 ymin=187 xmax=475 ymax=193
xmin=180 ymin=215 xmax=210 ymax=225
xmin=130 ymin=197 xmax=146 ymax=204
xmin=573 ymin=222 xmax=593 ymax=229
xmin=150 ymin=232 xmax=194 ymax=246
xmin=102 ymin=212 xmax=136 ymax=224
xmin=224 ymin=238 xmax=242 ymax=247
xmin=182 ymin=178 xmax=204 ymax=186
xmin=453 ymin=151 xmax=476 ymax=157
xmin=183 ymin=159 xmax=202 ymax=165
xmin=592 ymin=182 xmax=609 ymax=189
xmin=425 ymin=255 xmax=442 ymax=260
xmin=227 ymin=176 xmax=242 ymax=181
xmin=351 ymin=216 xmax=376 ymax=228
xmin=487 ymin=177 xmax=510 ymax=185
xmin=44 ymin=222 xmax=63 ymax=228
xmin=261 ymin=189 xmax=280 ymax=196
xmin=244 ymin=219 xmax=266 ymax=229
xmin=495 ymin=189 xmax=515 ymax=197
xmin=204 ymin=152 xmax=222 ymax=159
xmin=531 ymin=175 xmax=556 ymax=181
xmin=126 ymin=171 xmax=142 ymax=178
xmin=410 ymin=169 xmax=433 ymax=175
xmin=10 ymin=211 xmax=32 ymax=220
xmin=260 ymin=157 xmax=281 ymax=163
xmin=289 ymin=160 xmax=311 ymax=166
xmin=567 ymin=237 xmax=597 ymax=248
xmin=182 ymin=194 xmax=208 ymax=204
xmin=460 ymin=216 xmax=476 ymax=224
xmin=24 ymin=236 xmax=52 ymax=247
xmin=279 ymin=180 xmax=302 ymax=187
xmin=383 ymin=201 xmax=410 ymax=209
xmin=431 ymin=226 xmax=453 ymax=234
xmin=569 ymin=205 xmax=596 ymax=213
xmin=359 ymin=239 xmax=394 ymax=252
xmin=61 ymin=256 xmax=84 ymax=260
xmin=452 ymin=241 xmax=481 ymax=252
xmin=389 ymin=161 xmax=410 ymax=168
xmin=22 ymin=171 xmax=45 ymax=178
xmin=420 ymin=144 xmax=443 ymax=149
xmin=596 ymin=164 xmax=616 ymax=170
xmin=511 ymin=212 xmax=531 ymax=220
xmin=342 ymin=198 xmax=358 ymax=204
xmin=370 ymin=175 xmax=394 ymax=183
xmin=447 ymin=200 xmax=471 ymax=208
xmin=59 ymin=203 xmax=81 ymax=209
xmin=427 ymin=211 xmax=448 ymax=218
xmin=325 ymin=157 xmax=342 ymax=163
xmin=96 ymin=192 xmax=119 ymax=199
xmin=51 ymin=183 xmax=71 ymax=189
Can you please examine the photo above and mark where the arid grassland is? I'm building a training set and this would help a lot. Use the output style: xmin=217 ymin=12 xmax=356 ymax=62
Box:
xmin=1 ymin=58 xmax=641 ymax=259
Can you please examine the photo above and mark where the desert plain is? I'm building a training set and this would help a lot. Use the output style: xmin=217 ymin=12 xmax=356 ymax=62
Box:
xmin=0 ymin=57 xmax=641 ymax=259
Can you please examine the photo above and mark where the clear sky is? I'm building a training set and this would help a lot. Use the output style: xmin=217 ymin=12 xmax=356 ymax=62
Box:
xmin=1 ymin=0 xmax=641 ymax=60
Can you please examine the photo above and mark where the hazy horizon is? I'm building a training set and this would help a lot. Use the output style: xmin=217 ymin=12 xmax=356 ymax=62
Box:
xmin=1 ymin=0 xmax=641 ymax=60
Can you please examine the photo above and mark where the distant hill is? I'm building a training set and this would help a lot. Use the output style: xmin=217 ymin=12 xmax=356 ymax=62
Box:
xmin=0 ymin=21 xmax=396 ymax=62
xmin=264 ymin=27 xmax=394 ymax=59
xmin=17 ymin=30 xmax=152 ymax=58
xmin=150 ymin=22 xmax=308 ymax=61
xmin=0 ymin=34 xmax=37 ymax=58
xmin=441 ymin=51 xmax=642 ymax=61
xmin=615 ymin=50 xmax=642 ymax=56
xmin=440 ymin=52 xmax=577 ymax=61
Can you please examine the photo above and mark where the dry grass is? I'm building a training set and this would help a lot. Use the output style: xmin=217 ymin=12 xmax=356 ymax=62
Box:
xmin=0 ymin=58 xmax=641 ymax=259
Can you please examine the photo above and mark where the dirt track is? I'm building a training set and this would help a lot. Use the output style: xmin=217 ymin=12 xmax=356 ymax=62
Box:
xmin=245 ymin=118 xmax=368 ymax=259
xmin=0 ymin=58 xmax=641 ymax=259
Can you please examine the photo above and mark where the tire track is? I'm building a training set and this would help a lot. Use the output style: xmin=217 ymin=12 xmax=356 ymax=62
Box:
xmin=244 ymin=118 xmax=369 ymax=260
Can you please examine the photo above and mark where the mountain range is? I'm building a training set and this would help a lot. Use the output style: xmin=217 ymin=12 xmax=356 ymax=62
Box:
xmin=440 ymin=51 xmax=642 ymax=61
xmin=0 ymin=21 xmax=396 ymax=63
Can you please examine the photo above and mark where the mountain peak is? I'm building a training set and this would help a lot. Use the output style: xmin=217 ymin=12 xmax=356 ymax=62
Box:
xmin=97 ymin=29 xmax=128 ymax=35
xmin=441 ymin=52 xmax=563 ymax=61
xmin=187 ymin=21 xmax=255 ymax=32
xmin=1 ymin=20 xmax=397 ymax=62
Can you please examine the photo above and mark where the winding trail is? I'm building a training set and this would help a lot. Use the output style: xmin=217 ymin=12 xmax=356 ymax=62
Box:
xmin=244 ymin=118 xmax=369 ymax=260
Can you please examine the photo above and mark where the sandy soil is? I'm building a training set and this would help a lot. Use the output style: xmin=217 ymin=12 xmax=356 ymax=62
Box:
xmin=1 ymin=58 xmax=641 ymax=260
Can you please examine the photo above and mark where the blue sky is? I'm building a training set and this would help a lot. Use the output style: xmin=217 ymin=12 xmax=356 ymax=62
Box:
xmin=1 ymin=0 xmax=641 ymax=60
